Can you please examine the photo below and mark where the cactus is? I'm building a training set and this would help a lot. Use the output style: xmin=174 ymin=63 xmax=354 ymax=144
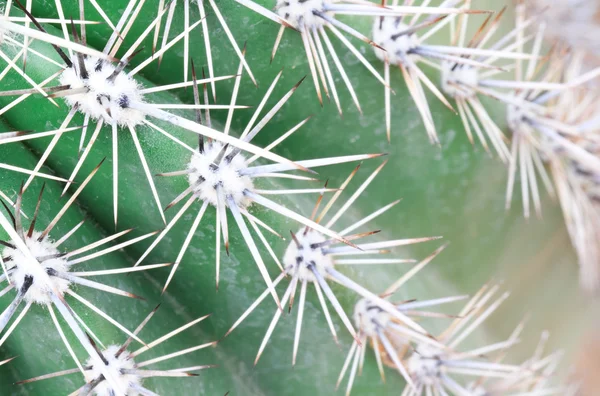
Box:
xmin=0 ymin=0 xmax=594 ymax=395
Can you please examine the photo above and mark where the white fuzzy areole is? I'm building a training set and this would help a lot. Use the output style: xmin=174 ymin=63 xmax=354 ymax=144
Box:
xmin=506 ymin=103 xmax=529 ymax=133
xmin=507 ymin=105 xmax=563 ymax=164
xmin=84 ymin=345 xmax=141 ymax=396
xmin=2 ymin=231 xmax=70 ymax=305
xmin=372 ymin=17 xmax=420 ymax=64
xmin=59 ymin=56 xmax=145 ymax=126
xmin=440 ymin=61 xmax=479 ymax=99
xmin=276 ymin=0 xmax=330 ymax=29
xmin=282 ymin=227 xmax=335 ymax=282
xmin=352 ymin=298 xmax=392 ymax=337
xmin=406 ymin=343 xmax=445 ymax=386
xmin=569 ymin=141 xmax=600 ymax=199
xmin=187 ymin=142 xmax=254 ymax=209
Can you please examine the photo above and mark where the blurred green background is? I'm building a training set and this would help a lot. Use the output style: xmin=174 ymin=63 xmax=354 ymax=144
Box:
xmin=0 ymin=0 xmax=595 ymax=394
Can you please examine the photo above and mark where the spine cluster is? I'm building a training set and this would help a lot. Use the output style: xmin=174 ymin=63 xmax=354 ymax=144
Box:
xmin=0 ymin=0 xmax=596 ymax=395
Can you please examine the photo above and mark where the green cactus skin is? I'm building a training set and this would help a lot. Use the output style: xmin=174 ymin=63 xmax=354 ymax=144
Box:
xmin=0 ymin=1 xmax=591 ymax=395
